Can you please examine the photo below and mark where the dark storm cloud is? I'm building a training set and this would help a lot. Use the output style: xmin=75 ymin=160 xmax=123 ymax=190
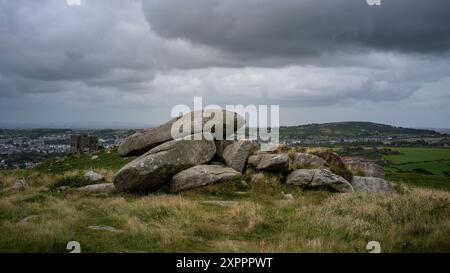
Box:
xmin=0 ymin=0 xmax=225 ymax=97
xmin=0 ymin=0 xmax=449 ymax=127
xmin=142 ymin=0 xmax=450 ymax=57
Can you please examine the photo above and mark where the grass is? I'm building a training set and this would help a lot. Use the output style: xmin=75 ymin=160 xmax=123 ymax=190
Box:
xmin=34 ymin=148 xmax=136 ymax=174
xmin=383 ymin=147 xmax=450 ymax=191
xmin=384 ymin=147 xmax=450 ymax=164
xmin=0 ymin=147 xmax=449 ymax=252
xmin=385 ymin=170 xmax=450 ymax=192
xmin=387 ymin=161 xmax=450 ymax=175
xmin=48 ymin=175 xmax=102 ymax=190
xmin=1 ymin=167 xmax=449 ymax=253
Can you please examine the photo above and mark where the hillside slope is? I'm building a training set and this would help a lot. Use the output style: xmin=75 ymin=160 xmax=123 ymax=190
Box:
xmin=280 ymin=122 xmax=441 ymax=139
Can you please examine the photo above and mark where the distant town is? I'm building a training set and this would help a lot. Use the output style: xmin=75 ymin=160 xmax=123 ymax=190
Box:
xmin=0 ymin=122 xmax=448 ymax=170
xmin=0 ymin=129 xmax=132 ymax=169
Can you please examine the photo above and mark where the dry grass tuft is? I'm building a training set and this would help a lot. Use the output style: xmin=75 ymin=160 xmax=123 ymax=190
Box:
xmin=0 ymin=170 xmax=449 ymax=252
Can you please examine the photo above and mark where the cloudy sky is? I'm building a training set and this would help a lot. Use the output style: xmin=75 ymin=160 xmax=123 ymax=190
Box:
xmin=0 ymin=0 xmax=449 ymax=128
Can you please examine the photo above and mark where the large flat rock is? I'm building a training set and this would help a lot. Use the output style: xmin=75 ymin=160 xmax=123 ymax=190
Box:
xmin=170 ymin=165 xmax=240 ymax=193
xmin=118 ymin=117 xmax=178 ymax=157
xmin=219 ymin=140 xmax=255 ymax=173
xmin=292 ymin=153 xmax=329 ymax=169
xmin=83 ymin=171 xmax=105 ymax=182
xmin=343 ymin=158 xmax=385 ymax=178
xmin=113 ymin=133 xmax=216 ymax=193
xmin=119 ymin=110 xmax=245 ymax=157
xmin=351 ymin=176 xmax=397 ymax=193
xmin=287 ymin=169 xmax=354 ymax=193
xmin=247 ymin=153 xmax=290 ymax=172
xmin=77 ymin=183 xmax=116 ymax=193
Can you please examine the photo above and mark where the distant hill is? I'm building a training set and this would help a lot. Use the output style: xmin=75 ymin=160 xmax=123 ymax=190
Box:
xmin=422 ymin=128 xmax=450 ymax=135
xmin=280 ymin=122 xmax=442 ymax=139
xmin=0 ymin=121 xmax=152 ymax=129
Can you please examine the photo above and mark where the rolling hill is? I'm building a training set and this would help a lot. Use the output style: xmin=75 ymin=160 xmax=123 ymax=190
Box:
xmin=280 ymin=121 xmax=442 ymax=139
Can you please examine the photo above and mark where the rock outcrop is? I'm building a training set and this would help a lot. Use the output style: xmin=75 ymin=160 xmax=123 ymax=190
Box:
xmin=247 ymin=154 xmax=290 ymax=172
xmin=172 ymin=109 xmax=246 ymax=140
xmin=291 ymin=153 xmax=329 ymax=169
xmin=83 ymin=171 xmax=105 ymax=182
xmin=78 ymin=183 xmax=116 ymax=193
xmin=287 ymin=169 xmax=354 ymax=193
xmin=219 ymin=140 xmax=254 ymax=173
xmin=119 ymin=110 xmax=245 ymax=157
xmin=312 ymin=150 xmax=354 ymax=181
xmin=351 ymin=176 xmax=397 ymax=193
xmin=170 ymin=165 xmax=240 ymax=193
xmin=215 ymin=140 xmax=235 ymax=159
xmin=114 ymin=111 xmax=395 ymax=196
xmin=118 ymin=117 xmax=179 ymax=157
xmin=343 ymin=157 xmax=385 ymax=178
xmin=114 ymin=133 xmax=216 ymax=193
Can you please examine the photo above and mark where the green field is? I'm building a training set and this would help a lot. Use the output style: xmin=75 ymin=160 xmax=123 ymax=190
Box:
xmin=386 ymin=161 xmax=450 ymax=174
xmin=385 ymin=147 xmax=450 ymax=164
xmin=384 ymin=147 xmax=450 ymax=191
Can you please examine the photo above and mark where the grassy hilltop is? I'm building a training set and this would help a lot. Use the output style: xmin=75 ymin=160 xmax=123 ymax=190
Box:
xmin=280 ymin=121 xmax=441 ymax=139
xmin=0 ymin=148 xmax=449 ymax=253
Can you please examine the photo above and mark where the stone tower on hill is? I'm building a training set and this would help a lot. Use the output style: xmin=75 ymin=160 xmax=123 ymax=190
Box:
xmin=70 ymin=134 xmax=98 ymax=154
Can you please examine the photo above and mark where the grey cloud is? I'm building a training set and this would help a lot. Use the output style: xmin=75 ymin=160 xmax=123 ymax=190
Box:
xmin=144 ymin=58 xmax=433 ymax=107
xmin=0 ymin=0 xmax=449 ymax=127
xmin=143 ymin=0 xmax=450 ymax=58
xmin=0 ymin=0 xmax=226 ymax=97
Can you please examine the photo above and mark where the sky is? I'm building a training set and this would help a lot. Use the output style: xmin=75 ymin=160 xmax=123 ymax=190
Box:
xmin=0 ymin=0 xmax=449 ymax=128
